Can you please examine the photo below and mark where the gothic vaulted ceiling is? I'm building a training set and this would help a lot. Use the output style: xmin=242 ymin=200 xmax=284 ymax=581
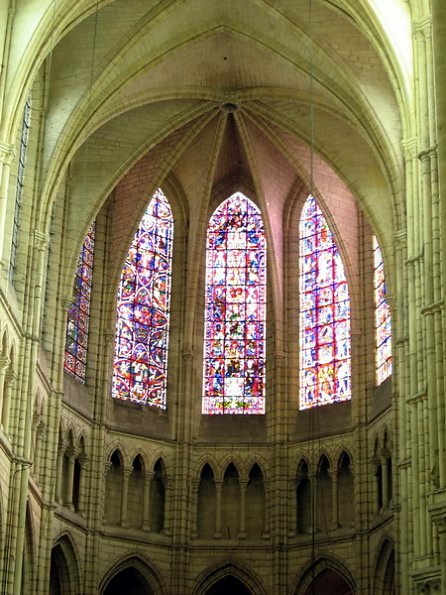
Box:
xmin=7 ymin=0 xmax=409 ymax=256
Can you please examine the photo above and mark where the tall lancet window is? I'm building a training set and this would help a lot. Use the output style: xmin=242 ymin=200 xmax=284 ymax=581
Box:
xmin=373 ymin=236 xmax=392 ymax=384
xmin=203 ymin=192 xmax=266 ymax=415
xmin=10 ymin=94 xmax=31 ymax=279
xmin=299 ymin=195 xmax=351 ymax=410
xmin=64 ymin=223 xmax=95 ymax=382
xmin=112 ymin=188 xmax=173 ymax=408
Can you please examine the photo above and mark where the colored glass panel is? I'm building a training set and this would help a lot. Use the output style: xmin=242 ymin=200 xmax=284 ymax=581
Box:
xmin=373 ymin=236 xmax=392 ymax=384
xmin=64 ymin=223 xmax=95 ymax=382
xmin=202 ymin=192 xmax=266 ymax=415
xmin=299 ymin=196 xmax=351 ymax=409
xmin=10 ymin=94 xmax=31 ymax=280
xmin=112 ymin=189 xmax=173 ymax=407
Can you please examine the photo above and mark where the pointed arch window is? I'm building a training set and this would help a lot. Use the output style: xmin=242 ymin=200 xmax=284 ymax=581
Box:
xmin=10 ymin=94 xmax=31 ymax=280
xmin=373 ymin=236 xmax=392 ymax=384
xmin=203 ymin=192 xmax=266 ymax=415
xmin=299 ymin=195 xmax=351 ymax=409
xmin=112 ymin=188 xmax=173 ymax=407
xmin=64 ymin=223 xmax=95 ymax=382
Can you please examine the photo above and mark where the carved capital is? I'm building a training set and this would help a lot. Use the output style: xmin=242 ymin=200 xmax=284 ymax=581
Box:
xmin=0 ymin=142 xmax=16 ymax=165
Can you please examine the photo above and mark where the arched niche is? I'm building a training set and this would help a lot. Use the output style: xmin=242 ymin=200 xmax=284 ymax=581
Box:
xmin=295 ymin=557 xmax=355 ymax=595
xmin=193 ymin=562 xmax=266 ymax=595
xmin=49 ymin=535 xmax=80 ymax=595
xmin=204 ymin=575 xmax=251 ymax=594
xmin=99 ymin=555 xmax=164 ymax=595
xmin=304 ymin=569 xmax=354 ymax=595
xmin=102 ymin=567 xmax=154 ymax=595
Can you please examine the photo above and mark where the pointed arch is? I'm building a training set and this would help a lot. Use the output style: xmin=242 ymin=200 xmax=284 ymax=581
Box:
xmin=202 ymin=191 xmax=266 ymax=415
xmin=294 ymin=556 xmax=355 ymax=595
xmin=50 ymin=534 xmax=81 ymax=595
xmin=112 ymin=188 xmax=173 ymax=408
xmin=299 ymin=195 xmax=351 ymax=410
xmin=193 ymin=562 xmax=267 ymax=595
xmin=99 ymin=554 xmax=165 ymax=595
xmin=373 ymin=236 xmax=392 ymax=384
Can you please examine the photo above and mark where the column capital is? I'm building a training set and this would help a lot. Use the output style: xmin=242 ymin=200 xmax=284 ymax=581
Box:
xmin=413 ymin=17 xmax=432 ymax=39
xmin=0 ymin=142 xmax=16 ymax=165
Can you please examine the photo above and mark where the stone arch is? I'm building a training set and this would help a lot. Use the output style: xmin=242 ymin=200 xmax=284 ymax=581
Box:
xmin=99 ymin=554 xmax=165 ymax=595
xmin=194 ymin=458 xmax=219 ymax=483
xmin=373 ymin=537 xmax=395 ymax=594
xmin=193 ymin=561 xmax=267 ymax=595
xmin=149 ymin=458 xmax=167 ymax=533
xmin=296 ymin=458 xmax=312 ymax=535
xmin=294 ymin=556 xmax=355 ymax=595
xmin=245 ymin=463 xmax=266 ymax=538
xmin=50 ymin=533 xmax=81 ymax=595
xmin=316 ymin=454 xmax=332 ymax=533
xmin=337 ymin=450 xmax=354 ymax=528
xmin=104 ymin=449 xmax=124 ymax=525
xmin=196 ymin=462 xmax=217 ymax=539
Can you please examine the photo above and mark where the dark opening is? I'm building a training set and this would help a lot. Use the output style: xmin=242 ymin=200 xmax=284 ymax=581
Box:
xmin=304 ymin=568 xmax=353 ymax=595
xmin=103 ymin=567 xmax=153 ymax=595
xmin=206 ymin=575 xmax=251 ymax=595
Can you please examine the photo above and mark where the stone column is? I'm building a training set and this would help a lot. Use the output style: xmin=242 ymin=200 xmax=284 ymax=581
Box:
xmin=331 ymin=470 xmax=339 ymax=529
xmin=77 ymin=455 xmax=88 ymax=515
xmin=142 ymin=472 xmax=152 ymax=531
xmin=120 ymin=469 xmax=131 ymax=527
xmin=65 ymin=449 xmax=77 ymax=511
xmin=214 ymin=480 xmax=223 ymax=538
xmin=56 ymin=442 xmax=67 ymax=504
xmin=190 ymin=479 xmax=200 ymax=538
xmin=239 ymin=479 xmax=247 ymax=538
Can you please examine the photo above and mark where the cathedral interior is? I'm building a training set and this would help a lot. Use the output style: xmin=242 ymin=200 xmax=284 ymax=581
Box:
xmin=0 ymin=0 xmax=445 ymax=593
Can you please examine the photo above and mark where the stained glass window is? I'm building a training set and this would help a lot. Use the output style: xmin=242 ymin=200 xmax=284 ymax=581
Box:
xmin=112 ymin=188 xmax=173 ymax=407
xmin=299 ymin=195 xmax=351 ymax=410
xmin=373 ymin=236 xmax=392 ymax=384
xmin=64 ymin=223 xmax=95 ymax=382
xmin=10 ymin=94 xmax=31 ymax=280
xmin=202 ymin=192 xmax=266 ymax=415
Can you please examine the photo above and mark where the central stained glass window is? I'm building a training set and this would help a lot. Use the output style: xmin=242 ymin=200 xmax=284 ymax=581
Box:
xmin=202 ymin=192 xmax=266 ymax=415
xmin=112 ymin=188 xmax=173 ymax=407
xmin=299 ymin=195 xmax=351 ymax=410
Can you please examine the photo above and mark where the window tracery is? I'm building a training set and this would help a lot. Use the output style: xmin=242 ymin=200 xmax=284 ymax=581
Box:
xmin=112 ymin=189 xmax=173 ymax=407
xmin=202 ymin=192 xmax=266 ymax=415
xmin=299 ymin=195 xmax=351 ymax=409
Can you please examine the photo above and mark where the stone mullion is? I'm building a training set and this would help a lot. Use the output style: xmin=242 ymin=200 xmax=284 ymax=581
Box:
xmin=214 ymin=480 xmax=223 ymax=538
xmin=56 ymin=442 xmax=67 ymax=504
xmin=331 ymin=470 xmax=339 ymax=529
xmin=190 ymin=479 xmax=200 ymax=538
xmin=238 ymin=478 xmax=247 ymax=538
xmin=142 ymin=472 xmax=152 ymax=531
xmin=381 ymin=455 xmax=389 ymax=508
xmin=76 ymin=456 xmax=88 ymax=515
xmin=65 ymin=449 xmax=77 ymax=511
xmin=120 ymin=468 xmax=131 ymax=527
